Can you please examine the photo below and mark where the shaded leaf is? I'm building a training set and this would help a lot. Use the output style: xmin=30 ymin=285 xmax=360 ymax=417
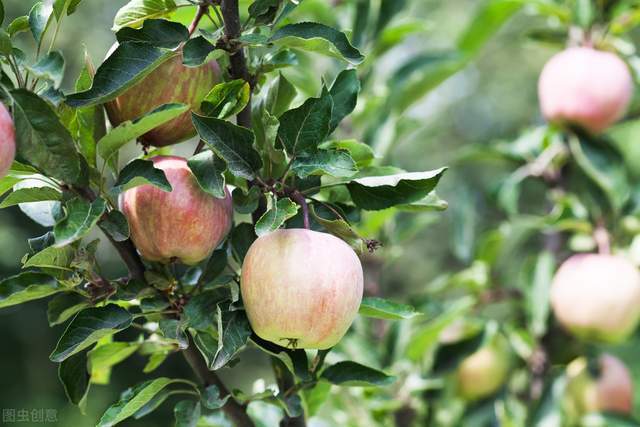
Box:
xmin=0 ymin=272 xmax=59 ymax=309
xmin=113 ymin=158 xmax=172 ymax=193
xmin=59 ymin=350 xmax=90 ymax=411
xmin=54 ymin=198 xmax=107 ymax=247
xmin=188 ymin=150 xmax=226 ymax=198
xmin=255 ymin=197 xmax=299 ymax=237
xmin=321 ymin=361 xmax=395 ymax=387
xmin=277 ymin=92 xmax=333 ymax=156
xmin=116 ymin=19 xmax=188 ymax=48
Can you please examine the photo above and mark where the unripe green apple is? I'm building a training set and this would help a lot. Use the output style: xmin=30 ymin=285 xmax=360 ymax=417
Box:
xmin=550 ymin=254 xmax=640 ymax=343
xmin=105 ymin=51 xmax=220 ymax=147
xmin=241 ymin=229 xmax=364 ymax=349
xmin=564 ymin=354 xmax=633 ymax=418
xmin=456 ymin=335 xmax=511 ymax=400
xmin=538 ymin=47 xmax=632 ymax=134
xmin=120 ymin=155 xmax=232 ymax=265
xmin=0 ymin=102 xmax=15 ymax=179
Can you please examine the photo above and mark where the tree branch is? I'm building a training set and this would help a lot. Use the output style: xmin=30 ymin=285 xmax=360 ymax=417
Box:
xmin=183 ymin=336 xmax=256 ymax=427
xmin=220 ymin=0 xmax=252 ymax=128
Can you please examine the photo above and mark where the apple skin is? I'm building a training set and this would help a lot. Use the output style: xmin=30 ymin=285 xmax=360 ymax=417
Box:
xmin=105 ymin=52 xmax=220 ymax=147
xmin=240 ymin=229 xmax=364 ymax=349
xmin=0 ymin=102 xmax=15 ymax=179
xmin=564 ymin=354 xmax=633 ymax=418
xmin=456 ymin=335 xmax=511 ymax=401
xmin=119 ymin=155 xmax=232 ymax=265
xmin=550 ymin=254 xmax=640 ymax=343
xmin=538 ymin=47 xmax=632 ymax=134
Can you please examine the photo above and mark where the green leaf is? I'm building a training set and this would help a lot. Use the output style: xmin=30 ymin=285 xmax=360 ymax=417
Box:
xmin=573 ymin=0 xmax=594 ymax=29
xmin=66 ymin=42 xmax=176 ymax=108
xmin=183 ymin=288 xmax=233 ymax=331
xmin=23 ymin=245 xmax=76 ymax=271
xmin=26 ymin=51 xmax=65 ymax=88
xmin=50 ymin=304 xmax=133 ymax=363
xmin=53 ymin=0 xmax=83 ymax=20
xmin=47 ymin=293 xmax=91 ymax=326
xmin=310 ymin=205 xmax=365 ymax=252
xmin=99 ymin=210 xmax=130 ymax=242
xmin=406 ymin=297 xmax=475 ymax=361
xmin=321 ymin=361 xmax=395 ymax=387
xmin=0 ymin=30 xmax=11 ymax=56
xmin=277 ymin=92 xmax=333 ymax=156
xmin=113 ymin=158 xmax=172 ymax=193
xmin=568 ymin=136 xmax=630 ymax=214
xmin=457 ymin=0 xmax=523 ymax=56
xmin=0 ymin=272 xmax=59 ymax=309
xmin=192 ymin=113 xmax=262 ymax=180
xmin=174 ymin=400 xmax=201 ymax=427
xmin=116 ymin=19 xmax=188 ymax=48
xmin=202 ymin=385 xmax=229 ymax=410
xmin=232 ymin=186 xmax=261 ymax=214
xmin=0 ymin=186 xmax=62 ymax=208
xmin=113 ymin=0 xmax=178 ymax=31
xmin=255 ymin=197 xmax=299 ymax=237
xmin=200 ymin=80 xmax=250 ymax=119
xmin=321 ymin=140 xmax=375 ymax=168
xmin=395 ymin=191 xmax=449 ymax=212
xmin=292 ymin=150 xmax=357 ymax=178
xmin=529 ymin=251 xmax=555 ymax=338
xmin=230 ymin=223 xmax=256 ymax=263
xmin=248 ymin=0 xmax=283 ymax=24
xmin=0 ymin=1 xmax=4 ymax=26
xmin=182 ymin=36 xmax=221 ymax=67
xmin=359 ymin=297 xmax=421 ymax=320
xmin=29 ymin=1 xmax=52 ymax=45
xmin=187 ymin=150 xmax=226 ymax=198
xmin=8 ymin=16 xmax=30 ymax=37
xmin=89 ymin=341 xmax=140 ymax=384
xmin=346 ymin=168 xmax=447 ymax=211
xmin=97 ymin=103 xmax=188 ymax=170
xmin=54 ymin=198 xmax=107 ymax=247
xmin=212 ymin=308 xmax=252 ymax=370
xmin=265 ymin=73 xmax=297 ymax=118
xmin=158 ymin=318 xmax=188 ymax=349
xmin=11 ymin=89 xmax=82 ymax=184
xmin=97 ymin=377 xmax=189 ymax=427
xmin=270 ymin=22 xmax=364 ymax=64
xmin=59 ymin=350 xmax=90 ymax=411
xmin=328 ymin=69 xmax=360 ymax=133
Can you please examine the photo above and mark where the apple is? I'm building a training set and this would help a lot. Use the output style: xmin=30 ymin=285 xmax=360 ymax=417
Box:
xmin=119 ymin=155 xmax=232 ymax=265
xmin=105 ymin=51 xmax=220 ymax=147
xmin=456 ymin=335 xmax=511 ymax=400
xmin=241 ymin=228 xmax=364 ymax=349
xmin=550 ymin=254 xmax=640 ymax=343
xmin=0 ymin=102 xmax=15 ymax=179
xmin=538 ymin=47 xmax=632 ymax=134
xmin=564 ymin=354 xmax=633 ymax=417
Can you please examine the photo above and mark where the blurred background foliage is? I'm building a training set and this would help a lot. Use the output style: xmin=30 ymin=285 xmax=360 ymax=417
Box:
xmin=4 ymin=0 xmax=640 ymax=426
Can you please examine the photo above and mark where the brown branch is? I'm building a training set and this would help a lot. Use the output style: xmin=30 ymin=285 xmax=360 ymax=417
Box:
xmin=183 ymin=335 xmax=255 ymax=427
xmin=220 ymin=0 xmax=252 ymax=128
xmin=290 ymin=191 xmax=310 ymax=229
xmin=188 ymin=3 xmax=210 ymax=36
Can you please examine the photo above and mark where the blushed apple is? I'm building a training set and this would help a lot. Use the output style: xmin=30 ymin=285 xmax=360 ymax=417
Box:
xmin=538 ymin=47 xmax=632 ymax=134
xmin=120 ymin=155 xmax=232 ymax=265
xmin=105 ymin=51 xmax=220 ymax=147
xmin=564 ymin=354 xmax=633 ymax=417
xmin=550 ymin=254 xmax=640 ymax=343
xmin=241 ymin=228 xmax=364 ymax=349
xmin=0 ymin=102 xmax=15 ymax=179
xmin=456 ymin=335 xmax=511 ymax=401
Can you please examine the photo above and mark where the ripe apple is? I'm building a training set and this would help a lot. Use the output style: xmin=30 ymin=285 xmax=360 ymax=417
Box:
xmin=0 ymin=102 xmax=15 ymax=179
xmin=538 ymin=47 xmax=632 ymax=134
xmin=105 ymin=51 xmax=220 ymax=147
xmin=120 ymin=155 xmax=232 ymax=265
xmin=564 ymin=354 xmax=633 ymax=418
xmin=241 ymin=228 xmax=364 ymax=349
xmin=456 ymin=335 xmax=511 ymax=400
xmin=550 ymin=254 xmax=640 ymax=343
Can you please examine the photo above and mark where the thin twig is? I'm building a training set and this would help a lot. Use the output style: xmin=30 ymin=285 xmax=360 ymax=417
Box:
xmin=290 ymin=191 xmax=310 ymax=229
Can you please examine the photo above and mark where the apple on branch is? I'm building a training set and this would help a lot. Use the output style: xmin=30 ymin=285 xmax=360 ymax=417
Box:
xmin=105 ymin=51 xmax=220 ymax=147
xmin=550 ymin=254 xmax=640 ymax=344
xmin=0 ymin=102 xmax=15 ymax=179
xmin=120 ymin=155 xmax=232 ymax=265
xmin=241 ymin=228 xmax=364 ymax=350
xmin=538 ymin=47 xmax=632 ymax=134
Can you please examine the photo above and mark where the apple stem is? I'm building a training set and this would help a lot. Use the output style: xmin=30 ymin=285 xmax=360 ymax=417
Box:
xmin=291 ymin=190 xmax=310 ymax=229
xmin=188 ymin=2 xmax=210 ymax=36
